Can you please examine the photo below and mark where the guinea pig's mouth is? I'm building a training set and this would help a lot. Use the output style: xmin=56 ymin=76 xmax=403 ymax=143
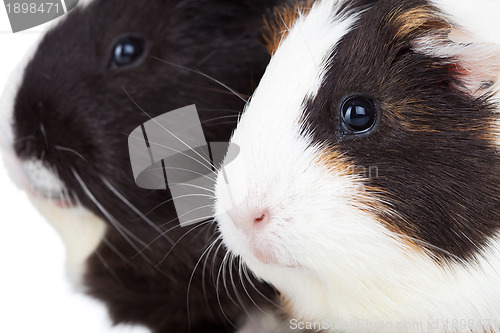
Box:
xmin=248 ymin=242 xmax=300 ymax=269
xmin=19 ymin=159 xmax=73 ymax=209
xmin=225 ymin=218 xmax=299 ymax=269
xmin=28 ymin=186 xmax=73 ymax=208
xmin=248 ymin=241 xmax=282 ymax=265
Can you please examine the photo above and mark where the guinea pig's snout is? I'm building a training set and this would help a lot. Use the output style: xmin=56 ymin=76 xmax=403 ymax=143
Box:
xmin=254 ymin=210 xmax=271 ymax=224
xmin=12 ymin=101 xmax=50 ymax=160
xmin=13 ymin=126 xmax=49 ymax=161
xmin=227 ymin=206 xmax=272 ymax=233
xmin=13 ymin=138 xmax=35 ymax=159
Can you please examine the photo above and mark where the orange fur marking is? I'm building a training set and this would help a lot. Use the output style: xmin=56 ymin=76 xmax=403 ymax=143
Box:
xmin=388 ymin=6 xmax=450 ymax=41
xmin=262 ymin=1 xmax=314 ymax=55
xmin=316 ymin=145 xmax=422 ymax=252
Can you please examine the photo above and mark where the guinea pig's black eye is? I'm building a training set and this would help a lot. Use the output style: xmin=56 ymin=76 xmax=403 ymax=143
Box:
xmin=340 ymin=95 xmax=378 ymax=134
xmin=110 ymin=36 xmax=145 ymax=69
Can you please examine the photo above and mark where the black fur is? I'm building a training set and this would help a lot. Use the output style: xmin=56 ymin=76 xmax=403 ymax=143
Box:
xmin=305 ymin=0 xmax=500 ymax=262
xmin=12 ymin=0 xmax=284 ymax=332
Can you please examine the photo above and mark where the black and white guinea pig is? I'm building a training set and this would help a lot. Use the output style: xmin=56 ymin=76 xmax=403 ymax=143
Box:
xmin=0 ymin=0 xmax=290 ymax=332
xmin=214 ymin=0 xmax=500 ymax=332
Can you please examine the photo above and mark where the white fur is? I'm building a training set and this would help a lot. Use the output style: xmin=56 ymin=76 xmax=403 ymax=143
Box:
xmin=216 ymin=0 xmax=363 ymax=266
xmin=430 ymin=0 xmax=500 ymax=45
xmin=21 ymin=159 xmax=66 ymax=197
xmin=215 ymin=0 xmax=500 ymax=332
xmin=413 ymin=36 xmax=500 ymax=95
xmin=18 ymin=160 xmax=106 ymax=287
xmin=30 ymin=197 xmax=107 ymax=286
xmin=237 ymin=310 xmax=297 ymax=333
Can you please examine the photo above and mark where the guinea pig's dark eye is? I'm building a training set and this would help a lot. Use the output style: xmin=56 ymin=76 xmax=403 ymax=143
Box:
xmin=110 ymin=36 xmax=145 ymax=69
xmin=340 ymin=95 xmax=378 ymax=134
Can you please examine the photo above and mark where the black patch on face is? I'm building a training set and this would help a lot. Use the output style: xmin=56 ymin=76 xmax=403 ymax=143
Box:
xmin=305 ymin=0 xmax=500 ymax=262
xmin=12 ymin=0 xmax=283 ymax=331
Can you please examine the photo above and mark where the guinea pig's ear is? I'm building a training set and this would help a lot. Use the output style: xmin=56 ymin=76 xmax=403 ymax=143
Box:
xmin=413 ymin=28 xmax=500 ymax=97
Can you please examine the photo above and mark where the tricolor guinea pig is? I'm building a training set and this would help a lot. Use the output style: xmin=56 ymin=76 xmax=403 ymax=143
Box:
xmin=214 ymin=0 xmax=500 ymax=332
xmin=0 ymin=0 xmax=290 ymax=332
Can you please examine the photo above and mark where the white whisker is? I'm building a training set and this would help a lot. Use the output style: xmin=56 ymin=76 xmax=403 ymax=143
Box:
xmin=228 ymin=255 xmax=252 ymax=318
xmin=152 ymin=56 xmax=248 ymax=103
xmin=71 ymin=168 xmax=164 ymax=270
xmin=242 ymin=263 xmax=284 ymax=310
xmin=156 ymin=205 xmax=215 ymax=228
xmin=54 ymin=145 xmax=88 ymax=163
xmin=94 ymin=247 xmax=125 ymax=285
xmin=123 ymin=89 xmax=215 ymax=171
xmin=215 ymin=243 xmax=239 ymax=329
xmin=149 ymin=165 xmax=217 ymax=185
xmin=100 ymin=177 xmax=174 ymax=245
xmin=128 ymin=133 xmax=214 ymax=173
xmin=187 ymin=233 xmax=222 ymax=331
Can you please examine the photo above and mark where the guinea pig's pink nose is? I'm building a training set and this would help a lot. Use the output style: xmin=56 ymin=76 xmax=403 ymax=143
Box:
xmin=229 ymin=208 xmax=271 ymax=232
xmin=253 ymin=209 xmax=270 ymax=225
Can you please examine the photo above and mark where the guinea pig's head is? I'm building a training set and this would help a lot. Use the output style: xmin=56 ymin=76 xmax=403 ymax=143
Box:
xmin=215 ymin=0 xmax=500 ymax=321
xmin=2 ymin=0 xmax=274 ymax=273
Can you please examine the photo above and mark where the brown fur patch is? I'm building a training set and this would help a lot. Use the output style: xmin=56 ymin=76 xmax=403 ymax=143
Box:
xmin=280 ymin=295 xmax=296 ymax=317
xmin=388 ymin=5 xmax=450 ymax=41
xmin=316 ymin=146 xmax=422 ymax=252
xmin=389 ymin=8 xmax=500 ymax=150
xmin=314 ymin=145 xmax=349 ymax=171
xmin=262 ymin=0 xmax=314 ymax=55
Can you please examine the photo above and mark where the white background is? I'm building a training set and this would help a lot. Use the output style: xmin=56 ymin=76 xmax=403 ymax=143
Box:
xmin=0 ymin=6 xmax=148 ymax=333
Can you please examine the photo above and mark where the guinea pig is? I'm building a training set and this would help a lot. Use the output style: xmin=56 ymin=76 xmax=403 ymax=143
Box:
xmin=0 ymin=0 xmax=289 ymax=332
xmin=214 ymin=0 xmax=500 ymax=332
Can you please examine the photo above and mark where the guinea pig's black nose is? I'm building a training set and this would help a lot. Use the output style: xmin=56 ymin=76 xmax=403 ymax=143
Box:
xmin=13 ymin=138 xmax=35 ymax=159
